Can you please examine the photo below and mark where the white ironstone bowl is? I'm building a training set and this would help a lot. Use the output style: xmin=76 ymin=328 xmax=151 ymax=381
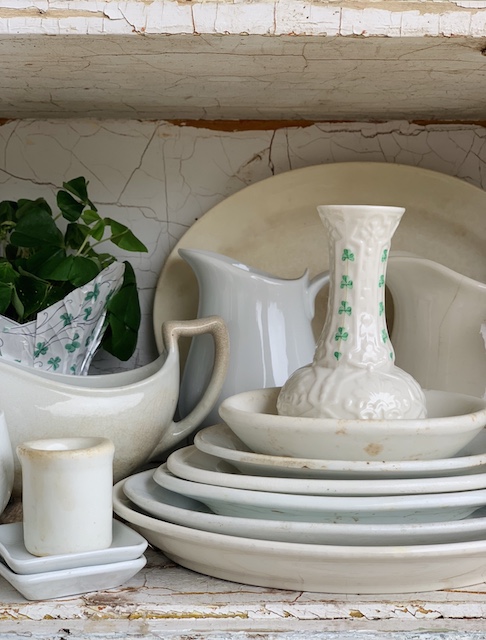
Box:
xmin=218 ymin=387 xmax=486 ymax=462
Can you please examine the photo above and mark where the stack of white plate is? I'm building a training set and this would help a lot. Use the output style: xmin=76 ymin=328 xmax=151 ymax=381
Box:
xmin=114 ymin=424 xmax=486 ymax=594
xmin=0 ymin=520 xmax=147 ymax=600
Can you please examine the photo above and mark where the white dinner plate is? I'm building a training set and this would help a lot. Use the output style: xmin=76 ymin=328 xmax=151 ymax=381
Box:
xmin=194 ymin=424 xmax=486 ymax=479
xmin=123 ymin=469 xmax=486 ymax=546
xmin=167 ymin=445 xmax=486 ymax=496
xmin=153 ymin=162 xmax=486 ymax=370
xmin=114 ymin=480 xmax=486 ymax=594
xmin=0 ymin=554 xmax=146 ymax=601
xmin=152 ymin=464 xmax=486 ymax=524
xmin=0 ymin=520 xmax=148 ymax=575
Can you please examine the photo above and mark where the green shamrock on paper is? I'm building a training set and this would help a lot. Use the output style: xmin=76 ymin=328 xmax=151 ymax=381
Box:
xmin=34 ymin=342 xmax=48 ymax=358
xmin=83 ymin=306 xmax=92 ymax=321
xmin=334 ymin=327 xmax=349 ymax=341
xmin=340 ymin=275 xmax=353 ymax=289
xmin=342 ymin=249 xmax=355 ymax=261
xmin=48 ymin=356 xmax=61 ymax=370
xmin=65 ymin=333 xmax=81 ymax=353
xmin=85 ymin=283 xmax=100 ymax=302
xmin=338 ymin=301 xmax=352 ymax=316
xmin=60 ymin=313 xmax=73 ymax=327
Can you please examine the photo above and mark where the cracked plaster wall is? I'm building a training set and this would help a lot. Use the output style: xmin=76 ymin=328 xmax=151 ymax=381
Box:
xmin=0 ymin=118 xmax=485 ymax=372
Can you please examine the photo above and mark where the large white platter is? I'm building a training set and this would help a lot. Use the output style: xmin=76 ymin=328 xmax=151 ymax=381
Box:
xmin=195 ymin=423 xmax=486 ymax=479
xmin=153 ymin=163 xmax=486 ymax=365
xmin=114 ymin=480 xmax=486 ymax=594
xmin=167 ymin=445 xmax=486 ymax=496
xmin=123 ymin=470 xmax=486 ymax=547
xmin=152 ymin=464 xmax=486 ymax=524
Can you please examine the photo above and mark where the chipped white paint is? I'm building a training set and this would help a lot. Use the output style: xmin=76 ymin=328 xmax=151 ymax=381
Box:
xmin=1 ymin=0 xmax=486 ymax=37
xmin=0 ymin=547 xmax=486 ymax=637
xmin=1 ymin=1 xmax=486 ymax=120
xmin=0 ymin=118 xmax=484 ymax=373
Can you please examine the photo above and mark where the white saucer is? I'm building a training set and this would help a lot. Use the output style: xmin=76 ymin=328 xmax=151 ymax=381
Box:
xmin=0 ymin=519 xmax=148 ymax=575
xmin=167 ymin=445 xmax=486 ymax=496
xmin=194 ymin=424 xmax=486 ymax=479
xmin=114 ymin=479 xmax=486 ymax=594
xmin=124 ymin=470 xmax=486 ymax=546
xmin=0 ymin=555 xmax=147 ymax=601
xmin=152 ymin=464 xmax=486 ymax=524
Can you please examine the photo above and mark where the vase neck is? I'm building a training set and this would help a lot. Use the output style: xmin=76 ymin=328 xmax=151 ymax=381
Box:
xmin=314 ymin=205 xmax=404 ymax=370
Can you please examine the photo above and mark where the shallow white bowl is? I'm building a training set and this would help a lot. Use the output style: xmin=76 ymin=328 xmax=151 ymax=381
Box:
xmin=152 ymin=463 xmax=486 ymax=524
xmin=194 ymin=424 xmax=486 ymax=479
xmin=124 ymin=470 xmax=486 ymax=547
xmin=219 ymin=388 xmax=486 ymax=461
xmin=114 ymin=480 xmax=486 ymax=594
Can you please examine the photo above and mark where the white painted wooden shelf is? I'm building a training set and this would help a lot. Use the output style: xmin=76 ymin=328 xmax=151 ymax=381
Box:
xmin=0 ymin=2 xmax=486 ymax=638
xmin=0 ymin=545 xmax=486 ymax=639
xmin=1 ymin=1 xmax=486 ymax=120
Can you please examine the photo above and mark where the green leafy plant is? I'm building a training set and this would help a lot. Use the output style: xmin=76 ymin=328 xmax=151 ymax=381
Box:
xmin=0 ymin=177 xmax=148 ymax=362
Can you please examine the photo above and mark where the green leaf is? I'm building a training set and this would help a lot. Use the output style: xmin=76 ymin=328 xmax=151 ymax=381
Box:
xmin=105 ymin=218 xmax=148 ymax=252
xmin=0 ymin=282 xmax=13 ymax=314
xmin=90 ymin=219 xmax=106 ymax=242
xmin=81 ymin=209 xmax=101 ymax=225
xmin=65 ymin=222 xmax=90 ymax=250
xmin=16 ymin=198 xmax=52 ymax=219
xmin=11 ymin=287 xmax=24 ymax=319
xmin=68 ymin=256 xmax=100 ymax=287
xmin=24 ymin=247 xmax=65 ymax=277
xmin=0 ymin=260 xmax=19 ymax=285
xmin=0 ymin=201 xmax=17 ymax=224
xmin=102 ymin=262 xmax=140 ymax=360
xmin=35 ymin=254 xmax=99 ymax=287
xmin=10 ymin=210 xmax=64 ymax=248
xmin=62 ymin=177 xmax=89 ymax=203
xmin=57 ymin=190 xmax=85 ymax=222
xmin=15 ymin=273 xmax=50 ymax=320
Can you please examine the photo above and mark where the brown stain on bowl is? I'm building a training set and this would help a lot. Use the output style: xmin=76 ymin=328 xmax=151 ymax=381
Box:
xmin=364 ymin=443 xmax=384 ymax=457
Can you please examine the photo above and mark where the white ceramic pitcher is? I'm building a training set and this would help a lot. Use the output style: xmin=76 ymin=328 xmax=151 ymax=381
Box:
xmin=387 ymin=255 xmax=486 ymax=399
xmin=178 ymin=248 xmax=329 ymax=426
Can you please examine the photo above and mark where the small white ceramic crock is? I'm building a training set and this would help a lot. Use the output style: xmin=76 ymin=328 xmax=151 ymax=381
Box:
xmin=17 ymin=437 xmax=115 ymax=557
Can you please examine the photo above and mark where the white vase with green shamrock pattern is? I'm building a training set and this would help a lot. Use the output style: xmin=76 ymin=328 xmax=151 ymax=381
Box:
xmin=277 ymin=205 xmax=427 ymax=420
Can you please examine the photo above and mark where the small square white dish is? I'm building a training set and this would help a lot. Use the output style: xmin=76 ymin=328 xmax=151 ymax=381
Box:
xmin=0 ymin=554 xmax=147 ymax=601
xmin=0 ymin=519 xmax=147 ymax=574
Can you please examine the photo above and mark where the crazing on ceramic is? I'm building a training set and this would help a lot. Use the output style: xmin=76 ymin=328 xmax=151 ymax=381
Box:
xmin=0 ymin=316 xmax=229 ymax=495
xmin=17 ymin=437 xmax=115 ymax=556
xmin=178 ymin=248 xmax=328 ymax=427
xmin=277 ymin=205 xmax=427 ymax=420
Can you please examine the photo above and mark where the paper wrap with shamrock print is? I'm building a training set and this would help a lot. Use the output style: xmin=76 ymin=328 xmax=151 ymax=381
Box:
xmin=0 ymin=262 xmax=125 ymax=375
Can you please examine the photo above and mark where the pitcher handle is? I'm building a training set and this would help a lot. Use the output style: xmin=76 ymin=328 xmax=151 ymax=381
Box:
xmin=151 ymin=316 xmax=229 ymax=458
